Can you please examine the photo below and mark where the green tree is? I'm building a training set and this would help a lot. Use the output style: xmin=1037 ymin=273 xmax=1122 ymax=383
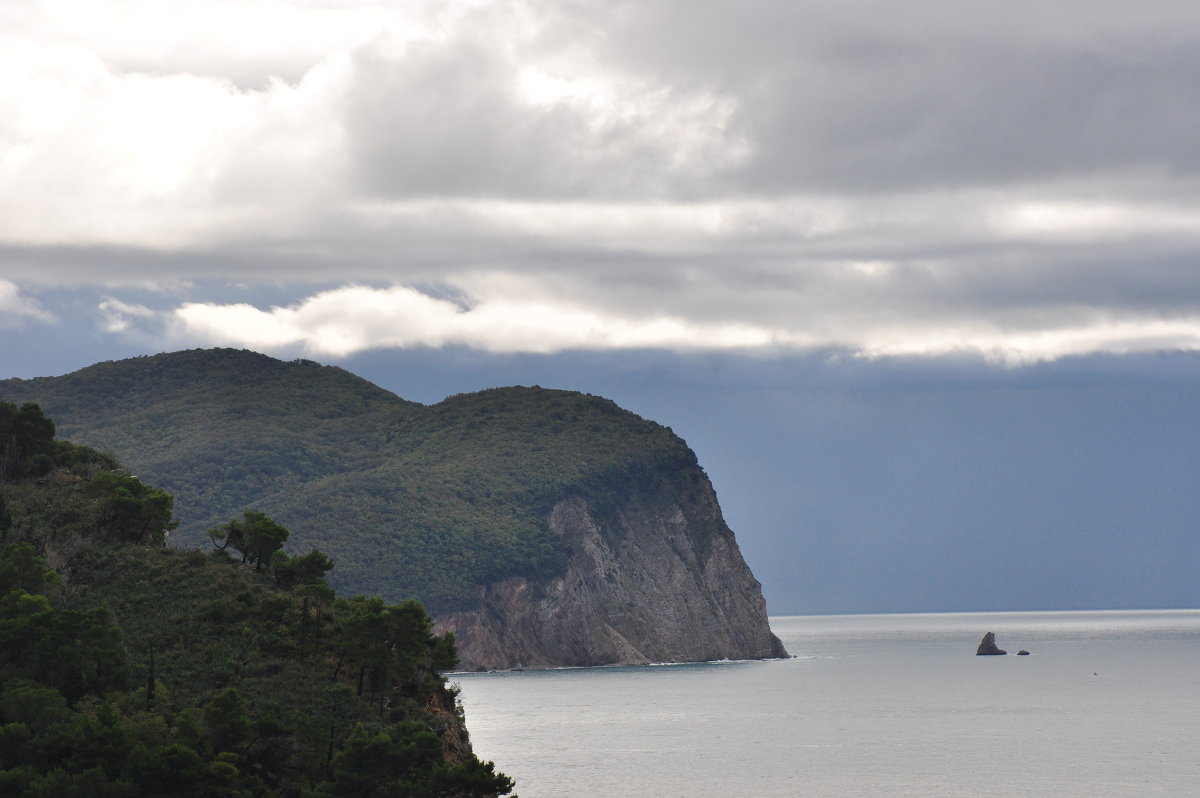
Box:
xmin=325 ymin=721 xmax=444 ymax=798
xmin=271 ymin=548 xmax=334 ymax=590
xmin=387 ymin=600 xmax=437 ymax=691
xmin=332 ymin=596 xmax=391 ymax=700
xmin=87 ymin=472 xmax=178 ymax=545
xmin=323 ymin=720 xmax=514 ymax=798
xmin=430 ymin=631 xmax=459 ymax=673
xmin=203 ymin=688 xmax=251 ymax=756
xmin=326 ymin=596 xmax=456 ymax=710
xmin=0 ymin=542 xmax=60 ymax=598
xmin=0 ymin=679 xmax=71 ymax=733
xmin=0 ymin=402 xmax=56 ymax=481
xmin=209 ymin=511 xmax=290 ymax=570
xmin=0 ymin=544 xmax=128 ymax=703
xmin=0 ymin=494 xmax=11 ymax=537
xmin=299 ymin=580 xmax=337 ymax=659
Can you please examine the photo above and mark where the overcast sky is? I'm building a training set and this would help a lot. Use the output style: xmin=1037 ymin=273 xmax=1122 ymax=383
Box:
xmin=3 ymin=0 xmax=1199 ymax=614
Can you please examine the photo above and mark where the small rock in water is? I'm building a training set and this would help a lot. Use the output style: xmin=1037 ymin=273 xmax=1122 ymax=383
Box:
xmin=1017 ymin=649 xmax=1030 ymax=656
xmin=976 ymin=631 xmax=1007 ymax=655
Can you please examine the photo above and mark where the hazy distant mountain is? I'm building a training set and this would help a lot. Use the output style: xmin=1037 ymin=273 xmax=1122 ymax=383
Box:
xmin=2 ymin=349 xmax=785 ymax=669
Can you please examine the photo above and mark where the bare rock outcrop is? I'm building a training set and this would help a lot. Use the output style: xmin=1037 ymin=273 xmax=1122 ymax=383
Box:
xmin=976 ymin=631 xmax=1008 ymax=655
xmin=436 ymin=476 xmax=787 ymax=671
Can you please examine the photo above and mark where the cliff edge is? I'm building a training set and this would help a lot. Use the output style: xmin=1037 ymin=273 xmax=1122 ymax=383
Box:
xmin=438 ymin=485 xmax=787 ymax=670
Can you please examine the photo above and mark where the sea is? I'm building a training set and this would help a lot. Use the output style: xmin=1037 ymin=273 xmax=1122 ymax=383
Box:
xmin=453 ymin=611 xmax=1200 ymax=797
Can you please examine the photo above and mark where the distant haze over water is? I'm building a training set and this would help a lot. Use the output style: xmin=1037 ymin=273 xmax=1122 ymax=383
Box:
xmin=455 ymin=611 xmax=1200 ymax=797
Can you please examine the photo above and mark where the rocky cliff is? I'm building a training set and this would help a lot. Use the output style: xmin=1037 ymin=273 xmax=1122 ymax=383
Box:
xmin=438 ymin=480 xmax=787 ymax=670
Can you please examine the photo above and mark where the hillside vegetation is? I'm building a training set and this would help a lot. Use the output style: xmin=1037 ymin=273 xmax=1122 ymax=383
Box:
xmin=0 ymin=401 xmax=513 ymax=797
xmin=1 ymin=349 xmax=701 ymax=614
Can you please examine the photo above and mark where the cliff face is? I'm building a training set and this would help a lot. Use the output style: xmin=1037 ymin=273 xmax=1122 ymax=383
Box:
xmin=437 ymin=474 xmax=787 ymax=671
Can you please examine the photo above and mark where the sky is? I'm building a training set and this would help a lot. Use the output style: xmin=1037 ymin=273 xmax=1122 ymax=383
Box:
xmin=2 ymin=0 xmax=1199 ymax=614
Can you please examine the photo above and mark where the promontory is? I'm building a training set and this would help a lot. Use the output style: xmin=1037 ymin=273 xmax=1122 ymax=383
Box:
xmin=1 ymin=348 xmax=787 ymax=670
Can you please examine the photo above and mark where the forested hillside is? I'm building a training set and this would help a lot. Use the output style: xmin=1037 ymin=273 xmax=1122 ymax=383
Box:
xmin=0 ymin=401 xmax=513 ymax=796
xmin=1 ymin=349 xmax=699 ymax=614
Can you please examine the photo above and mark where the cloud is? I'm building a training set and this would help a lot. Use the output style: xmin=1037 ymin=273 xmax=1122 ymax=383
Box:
xmin=5 ymin=1 xmax=1200 ymax=367
xmin=6 ymin=0 xmax=1200 ymax=243
xmin=597 ymin=0 xmax=1200 ymax=193
xmin=8 ymin=1 xmax=1200 ymax=214
xmin=98 ymin=297 xmax=159 ymax=333
xmin=0 ymin=281 xmax=55 ymax=327
xmin=852 ymin=315 xmax=1200 ymax=366
xmin=146 ymin=280 xmax=1200 ymax=365
xmin=343 ymin=39 xmax=743 ymax=201
xmin=0 ymin=0 xmax=743 ymax=250
xmin=1 ymin=0 xmax=450 ymax=88
xmin=0 ymin=33 xmax=351 ymax=247
xmin=169 ymin=284 xmax=782 ymax=356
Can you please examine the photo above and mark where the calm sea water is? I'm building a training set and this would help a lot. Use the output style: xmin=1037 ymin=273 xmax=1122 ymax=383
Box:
xmin=454 ymin=611 xmax=1200 ymax=797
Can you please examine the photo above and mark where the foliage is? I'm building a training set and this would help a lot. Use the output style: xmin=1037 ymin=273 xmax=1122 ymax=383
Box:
xmin=271 ymin=547 xmax=335 ymax=590
xmin=0 ymin=402 xmax=56 ymax=481
xmin=0 ymin=349 xmax=714 ymax=613
xmin=0 ymin=405 xmax=176 ymax=559
xmin=0 ymin=402 xmax=115 ymax=484
xmin=318 ymin=719 xmax=511 ymax=798
xmin=208 ymin=511 xmax=291 ymax=571
xmin=86 ymin=472 xmax=178 ymax=546
xmin=0 ymin=436 xmax=514 ymax=797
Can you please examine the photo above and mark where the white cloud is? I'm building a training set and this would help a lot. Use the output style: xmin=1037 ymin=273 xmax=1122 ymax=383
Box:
xmin=989 ymin=199 xmax=1200 ymax=241
xmin=0 ymin=281 xmax=55 ymax=327
xmin=0 ymin=34 xmax=352 ymax=247
xmin=853 ymin=315 xmax=1200 ymax=366
xmin=169 ymin=284 xmax=786 ymax=356
xmin=98 ymin=297 xmax=159 ymax=333
xmin=8 ymin=0 xmax=454 ymax=86
xmin=150 ymin=282 xmax=1200 ymax=366
xmin=0 ymin=0 xmax=745 ymax=248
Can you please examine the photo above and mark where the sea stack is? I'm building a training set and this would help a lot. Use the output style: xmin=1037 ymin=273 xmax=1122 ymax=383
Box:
xmin=976 ymin=631 xmax=1007 ymax=655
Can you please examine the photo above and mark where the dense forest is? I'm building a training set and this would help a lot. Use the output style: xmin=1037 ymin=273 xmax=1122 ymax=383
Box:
xmin=0 ymin=349 xmax=704 ymax=614
xmin=0 ymin=401 xmax=514 ymax=797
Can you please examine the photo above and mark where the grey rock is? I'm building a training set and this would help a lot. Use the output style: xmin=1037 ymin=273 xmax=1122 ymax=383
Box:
xmin=1017 ymin=649 xmax=1030 ymax=655
xmin=976 ymin=631 xmax=1008 ymax=655
xmin=436 ymin=475 xmax=788 ymax=671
